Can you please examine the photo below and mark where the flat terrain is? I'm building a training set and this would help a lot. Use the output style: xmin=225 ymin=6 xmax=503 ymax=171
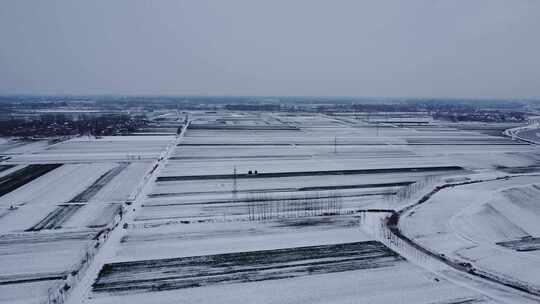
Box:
xmin=2 ymin=111 xmax=540 ymax=304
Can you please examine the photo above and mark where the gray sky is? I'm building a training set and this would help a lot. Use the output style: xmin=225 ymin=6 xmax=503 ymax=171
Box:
xmin=1 ymin=0 xmax=539 ymax=98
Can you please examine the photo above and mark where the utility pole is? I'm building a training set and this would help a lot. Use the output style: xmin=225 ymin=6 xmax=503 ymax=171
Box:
xmin=232 ymin=166 xmax=238 ymax=201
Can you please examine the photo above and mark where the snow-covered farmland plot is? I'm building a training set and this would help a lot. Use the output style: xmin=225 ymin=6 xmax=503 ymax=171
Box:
xmin=91 ymin=218 xmax=492 ymax=304
xmin=6 ymin=135 xmax=173 ymax=163
xmin=0 ymin=137 xmax=54 ymax=155
xmin=0 ymin=162 xmax=118 ymax=232
xmin=400 ymin=175 xmax=540 ymax=293
xmin=0 ymin=230 xmax=100 ymax=283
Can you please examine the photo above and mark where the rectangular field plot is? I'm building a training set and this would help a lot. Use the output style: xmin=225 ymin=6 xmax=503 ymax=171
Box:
xmin=0 ymin=229 xmax=100 ymax=284
xmin=0 ymin=138 xmax=52 ymax=155
xmin=150 ymin=173 xmax=418 ymax=196
xmin=26 ymin=162 xmax=133 ymax=231
xmin=0 ymin=280 xmax=64 ymax=304
xmin=159 ymin=159 xmax=463 ymax=179
xmin=92 ymin=241 xmax=404 ymax=294
xmin=89 ymin=162 xmax=151 ymax=203
xmin=117 ymin=215 xmax=372 ymax=263
xmin=137 ymin=190 xmax=393 ymax=223
xmin=171 ymin=145 xmax=315 ymax=159
xmin=0 ymin=163 xmax=117 ymax=233
xmin=69 ymin=162 xmax=129 ymax=203
xmin=43 ymin=136 xmax=172 ymax=154
xmin=8 ymin=136 xmax=172 ymax=163
xmin=90 ymin=240 xmax=491 ymax=304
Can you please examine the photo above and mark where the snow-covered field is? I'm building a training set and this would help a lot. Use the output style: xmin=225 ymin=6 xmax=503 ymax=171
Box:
xmin=400 ymin=175 xmax=540 ymax=293
xmin=0 ymin=134 xmax=164 ymax=303
xmin=2 ymin=111 xmax=540 ymax=304
xmin=0 ymin=137 xmax=54 ymax=155
xmin=4 ymin=136 xmax=173 ymax=164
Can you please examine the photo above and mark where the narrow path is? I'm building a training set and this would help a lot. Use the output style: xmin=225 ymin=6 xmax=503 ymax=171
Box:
xmin=64 ymin=120 xmax=190 ymax=304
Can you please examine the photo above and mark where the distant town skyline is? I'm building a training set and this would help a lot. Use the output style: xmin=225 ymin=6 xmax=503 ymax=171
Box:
xmin=1 ymin=0 xmax=540 ymax=99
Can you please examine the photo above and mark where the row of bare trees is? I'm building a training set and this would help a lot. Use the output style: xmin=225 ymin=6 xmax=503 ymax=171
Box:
xmin=383 ymin=175 xmax=440 ymax=207
xmin=245 ymin=192 xmax=343 ymax=221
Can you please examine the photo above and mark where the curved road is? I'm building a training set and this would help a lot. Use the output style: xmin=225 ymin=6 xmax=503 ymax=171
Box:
xmin=360 ymin=176 xmax=540 ymax=304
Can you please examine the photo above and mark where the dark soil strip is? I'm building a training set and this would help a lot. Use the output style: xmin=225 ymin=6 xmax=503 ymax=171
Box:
xmin=0 ymin=273 xmax=67 ymax=285
xmin=0 ymin=230 xmax=100 ymax=245
xmin=0 ymin=164 xmax=62 ymax=198
xmin=93 ymin=241 xmax=404 ymax=294
xmin=27 ymin=163 xmax=129 ymax=231
xmin=0 ymin=165 xmax=14 ymax=173
xmin=27 ymin=204 xmax=84 ymax=231
xmin=157 ymin=166 xmax=463 ymax=182
xmin=497 ymin=237 xmax=540 ymax=252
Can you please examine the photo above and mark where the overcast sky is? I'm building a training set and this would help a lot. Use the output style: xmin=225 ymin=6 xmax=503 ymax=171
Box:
xmin=1 ymin=0 xmax=539 ymax=98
